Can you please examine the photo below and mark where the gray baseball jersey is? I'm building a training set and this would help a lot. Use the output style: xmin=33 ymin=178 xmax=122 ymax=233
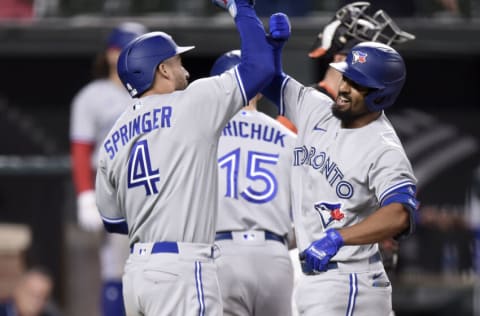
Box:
xmin=96 ymin=70 xmax=244 ymax=244
xmin=96 ymin=71 xmax=244 ymax=245
xmin=70 ymin=79 xmax=130 ymax=167
xmin=281 ymin=78 xmax=416 ymax=261
xmin=70 ymin=78 xmax=130 ymax=280
xmin=280 ymin=78 xmax=416 ymax=316
xmin=216 ymin=110 xmax=296 ymax=235
xmin=96 ymin=69 xmax=246 ymax=316
xmin=215 ymin=109 xmax=296 ymax=316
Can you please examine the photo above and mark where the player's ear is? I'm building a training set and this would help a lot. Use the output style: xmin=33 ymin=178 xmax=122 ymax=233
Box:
xmin=158 ymin=63 xmax=170 ymax=79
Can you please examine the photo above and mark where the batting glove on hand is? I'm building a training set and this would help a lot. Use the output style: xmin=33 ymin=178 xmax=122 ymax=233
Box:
xmin=212 ymin=0 xmax=255 ymax=18
xmin=77 ymin=190 xmax=103 ymax=232
xmin=300 ymin=229 xmax=344 ymax=273
xmin=268 ymin=12 xmax=291 ymax=47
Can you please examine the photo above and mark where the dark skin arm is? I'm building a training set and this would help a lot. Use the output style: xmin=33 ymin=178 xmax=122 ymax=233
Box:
xmin=337 ymin=202 xmax=410 ymax=245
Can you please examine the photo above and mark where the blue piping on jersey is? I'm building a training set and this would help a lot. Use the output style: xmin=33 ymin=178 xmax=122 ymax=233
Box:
xmin=379 ymin=180 xmax=415 ymax=203
xmin=346 ymin=273 xmax=358 ymax=316
xmin=279 ymin=76 xmax=289 ymax=116
xmin=234 ymin=66 xmax=247 ymax=106
xmin=195 ymin=261 xmax=205 ymax=316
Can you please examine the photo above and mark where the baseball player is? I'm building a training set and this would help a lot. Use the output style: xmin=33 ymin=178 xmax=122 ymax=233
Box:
xmin=69 ymin=22 xmax=147 ymax=316
xmin=94 ymin=1 xmax=277 ymax=315
xmin=308 ymin=2 xmax=415 ymax=100
xmin=263 ymin=13 xmax=419 ymax=315
xmin=307 ymin=1 xmax=416 ymax=278
xmin=210 ymin=50 xmax=296 ymax=316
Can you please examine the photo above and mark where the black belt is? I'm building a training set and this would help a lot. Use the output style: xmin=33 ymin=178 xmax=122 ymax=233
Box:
xmin=215 ymin=231 xmax=285 ymax=244
xmin=130 ymin=241 xmax=179 ymax=254
xmin=302 ymin=252 xmax=382 ymax=274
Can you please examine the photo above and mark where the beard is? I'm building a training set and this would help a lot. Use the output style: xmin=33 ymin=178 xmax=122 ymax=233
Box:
xmin=331 ymin=104 xmax=370 ymax=125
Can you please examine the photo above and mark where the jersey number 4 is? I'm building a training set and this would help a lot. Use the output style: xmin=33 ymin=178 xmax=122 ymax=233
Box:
xmin=127 ymin=140 xmax=160 ymax=195
xmin=218 ymin=148 xmax=279 ymax=204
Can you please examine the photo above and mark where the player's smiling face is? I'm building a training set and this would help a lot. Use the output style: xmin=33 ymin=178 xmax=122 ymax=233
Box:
xmin=332 ymin=75 xmax=372 ymax=127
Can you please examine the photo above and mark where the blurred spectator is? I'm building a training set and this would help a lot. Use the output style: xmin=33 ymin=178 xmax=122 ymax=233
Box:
xmin=0 ymin=223 xmax=31 ymax=300
xmin=0 ymin=0 xmax=33 ymax=19
xmin=398 ymin=205 xmax=474 ymax=276
xmin=0 ymin=267 xmax=61 ymax=316
xmin=69 ymin=22 xmax=147 ymax=316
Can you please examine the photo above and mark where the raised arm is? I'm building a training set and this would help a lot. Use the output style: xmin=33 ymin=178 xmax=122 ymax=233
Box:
xmin=213 ymin=0 xmax=275 ymax=103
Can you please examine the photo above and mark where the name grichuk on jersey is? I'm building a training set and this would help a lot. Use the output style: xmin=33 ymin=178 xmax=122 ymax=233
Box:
xmin=216 ymin=109 xmax=297 ymax=237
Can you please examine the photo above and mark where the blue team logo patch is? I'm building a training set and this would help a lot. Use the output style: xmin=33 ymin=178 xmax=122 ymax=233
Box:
xmin=314 ymin=201 xmax=345 ymax=229
xmin=352 ymin=51 xmax=367 ymax=64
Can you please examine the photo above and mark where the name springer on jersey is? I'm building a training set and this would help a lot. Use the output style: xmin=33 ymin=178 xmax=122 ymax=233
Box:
xmin=104 ymin=106 xmax=173 ymax=159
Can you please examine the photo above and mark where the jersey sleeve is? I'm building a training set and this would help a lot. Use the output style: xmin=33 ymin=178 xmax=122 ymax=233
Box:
xmin=95 ymin=157 xmax=127 ymax=234
xmin=70 ymin=86 xmax=97 ymax=143
xmin=369 ymin=146 xmax=419 ymax=238
xmin=280 ymin=77 xmax=334 ymax=130
xmin=186 ymin=69 xmax=246 ymax=132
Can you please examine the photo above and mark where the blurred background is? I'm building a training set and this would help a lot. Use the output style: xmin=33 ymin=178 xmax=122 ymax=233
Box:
xmin=0 ymin=0 xmax=480 ymax=315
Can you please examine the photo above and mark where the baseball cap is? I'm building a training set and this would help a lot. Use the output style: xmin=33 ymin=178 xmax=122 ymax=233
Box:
xmin=107 ymin=22 xmax=148 ymax=50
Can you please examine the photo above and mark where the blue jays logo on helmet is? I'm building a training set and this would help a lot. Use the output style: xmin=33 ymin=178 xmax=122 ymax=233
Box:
xmin=352 ymin=50 xmax=367 ymax=64
xmin=330 ymin=41 xmax=406 ymax=112
xmin=314 ymin=201 xmax=345 ymax=229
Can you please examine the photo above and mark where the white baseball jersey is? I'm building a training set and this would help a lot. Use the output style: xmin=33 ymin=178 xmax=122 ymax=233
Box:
xmin=70 ymin=78 xmax=131 ymax=280
xmin=95 ymin=69 xmax=245 ymax=246
xmin=216 ymin=109 xmax=296 ymax=235
xmin=70 ymin=79 xmax=131 ymax=167
xmin=281 ymin=78 xmax=417 ymax=262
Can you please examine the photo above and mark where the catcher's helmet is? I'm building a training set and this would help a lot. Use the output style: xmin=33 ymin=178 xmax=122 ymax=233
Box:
xmin=107 ymin=22 xmax=147 ymax=50
xmin=329 ymin=41 xmax=406 ymax=112
xmin=210 ymin=50 xmax=241 ymax=76
xmin=309 ymin=2 xmax=415 ymax=59
xmin=117 ymin=32 xmax=195 ymax=97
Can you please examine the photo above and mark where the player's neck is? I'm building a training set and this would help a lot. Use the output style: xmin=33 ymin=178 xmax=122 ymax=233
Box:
xmin=341 ymin=111 xmax=382 ymax=129
xmin=109 ymin=72 xmax=123 ymax=87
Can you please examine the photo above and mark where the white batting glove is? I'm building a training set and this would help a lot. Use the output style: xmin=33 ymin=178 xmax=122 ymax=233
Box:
xmin=212 ymin=0 xmax=254 ymax=18
xmin=77 ymin=190 xmax=103 ymax=232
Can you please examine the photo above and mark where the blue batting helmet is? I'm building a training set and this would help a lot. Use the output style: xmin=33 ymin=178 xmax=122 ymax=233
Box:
xmin=210 ymin=50 xmax=241 ymax=76
xmin=107 ymin=22 xmax=148 ymax=50
xmin=117 ymin=31 xmax=195 ymax=97
xmin=329 ymin=41 xmax=406 ymax=112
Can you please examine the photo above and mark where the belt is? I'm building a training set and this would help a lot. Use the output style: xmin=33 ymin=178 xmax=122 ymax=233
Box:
xmin=215 ymin=231 xmax=285 ymax=244
xmin=302 ymin=252 xmax=382 ymax=274
xmin=130 ymin=241 xmax=179 ymax=254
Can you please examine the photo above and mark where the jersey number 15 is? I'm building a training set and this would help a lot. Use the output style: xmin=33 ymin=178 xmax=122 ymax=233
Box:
xmin=218 ymin=148 xmax=279 ymax=204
